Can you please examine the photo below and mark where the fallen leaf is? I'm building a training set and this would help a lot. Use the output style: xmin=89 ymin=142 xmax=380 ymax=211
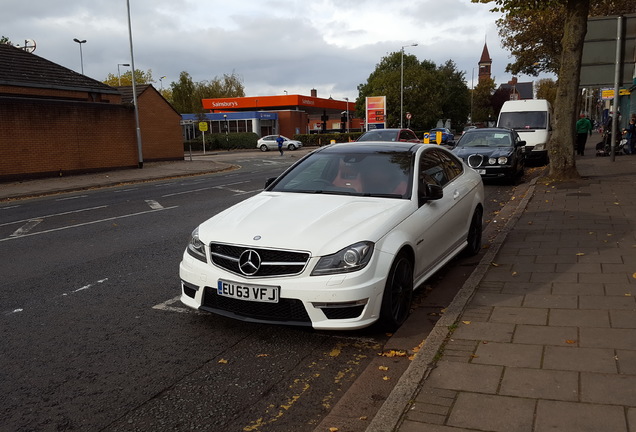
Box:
xmin=359 ymin=416 xmax=368 ymax=421
xmin=512 ymin=271 xmax=518 ymax=276
xmin=382 ymin=376 xmax=390 ymax=381
xmin=490 ymin=262 xmax=499 ymax=267
xmin=378 ymin=366 xmax=389 ymax=371
xmin=632 ymin=273 xmax=636 ymax=279
xmin=565 ymin=340 xmax=576 ymax=344
xmin=462 ymin=321 xmax=471 ymax=325
xmin=614 ymin=202 xmax=620 ymax=205
xmin=527 ymin=221 xmax=533 ymax=225
xmin=576 ymin=253 xmax=585 ymax=256
xmin=256 ymin=354 xmax=269 ymax=357
xmin=470 ymin=354 xmax=479 ymax=358
xmin=588 ymin=232 xmax=595 ymax=235
xmin=625 ymin=293 xmax=632 ymax=297
xmin=378 ymin=350 xmax=408 ymax=358
xmin=329 ymin=428 xmax=339 ymax=432
xmin=218 ymin=358 xmax=228 ymax=364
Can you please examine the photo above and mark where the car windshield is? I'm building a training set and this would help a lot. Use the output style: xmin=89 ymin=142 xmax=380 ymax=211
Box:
xmin=357 ymin=130 xmax=398 ymax=142
xmin=498 ymin=111 xmax=547 ymax=130
xmin=270 ymin=150 xmax=413 ymax=198
xmin=457 ymin=131 xmax=512 ymax=148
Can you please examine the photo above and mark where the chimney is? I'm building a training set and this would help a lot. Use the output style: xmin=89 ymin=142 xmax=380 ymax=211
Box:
xmin=311 ymin=89 xmax=317 ymax=97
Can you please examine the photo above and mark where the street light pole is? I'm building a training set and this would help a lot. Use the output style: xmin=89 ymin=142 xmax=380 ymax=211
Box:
xmin=117 ymin=63 xmax=130 ymax=86
xmin=73 ymin=38 xmax=86 ymax=74
xmin=159 ymin=76 xmax=166 ymax=91
xmin=400 ymin=43 xmax=418 ymax=129
xmin=344 ymin=97 xmax=349 ymax=133
xmin=126 ymin=0 xmax=143 ymax=168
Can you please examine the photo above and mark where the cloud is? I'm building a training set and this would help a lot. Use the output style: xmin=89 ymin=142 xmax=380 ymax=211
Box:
xmin=3 ymin=0 xmax=551 ymax=101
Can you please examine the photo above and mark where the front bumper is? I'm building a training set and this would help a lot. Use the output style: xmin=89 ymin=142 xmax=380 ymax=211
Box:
xmin=178 ymin=249 xmax=392 ymax=330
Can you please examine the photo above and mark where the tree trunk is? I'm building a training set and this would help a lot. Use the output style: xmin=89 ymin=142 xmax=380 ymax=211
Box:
xmin=548 ymin=0 xmax=589 ymax=180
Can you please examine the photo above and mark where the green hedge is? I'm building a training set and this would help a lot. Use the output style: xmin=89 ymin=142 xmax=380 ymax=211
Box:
xmin=184 ymin=132 xmax=259 ymax=151
xmin=293 ymin=132 xmax=362 ymax=146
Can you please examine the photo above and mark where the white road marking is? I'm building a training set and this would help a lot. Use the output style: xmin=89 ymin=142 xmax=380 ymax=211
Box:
xmin=11 ymin=218 xmax=43 ymax=237
xmin=62 ymin=278 xmax=109 ymax=297
xmin=162 ymin=180 xmax=250 ymax=197
xmin=6 ymin=278 xmax=110 ymax=316
xmin=152 ymin=295 xmax=201 ymax=314
xmin=0 ymin=205 xmax=108 ymax=227
xmin=0 ymin=206 xmax=178 ymax=242
xmin=145 ymin=200 xmax=164 ymax=210
xmin=56 ymin=195 xmax=88 ymax=201
xmin=1 ymin=205 xmax=22 ymax=210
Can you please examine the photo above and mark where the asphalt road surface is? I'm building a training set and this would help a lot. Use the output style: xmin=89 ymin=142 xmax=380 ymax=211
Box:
xmin=0 ymin=151 xmax=538 ymax=432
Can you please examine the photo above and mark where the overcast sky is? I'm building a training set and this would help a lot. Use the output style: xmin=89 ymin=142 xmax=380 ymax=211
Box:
xmin=2 ymin=0 xmax=552 ymax=100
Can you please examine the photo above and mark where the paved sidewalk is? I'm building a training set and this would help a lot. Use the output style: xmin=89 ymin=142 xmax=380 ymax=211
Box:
xmin=368 ymin=154 xmax=636 ymax=432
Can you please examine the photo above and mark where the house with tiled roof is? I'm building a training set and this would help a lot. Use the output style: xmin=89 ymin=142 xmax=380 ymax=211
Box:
xmin=0 ymin=44 xmax=182 ymax=181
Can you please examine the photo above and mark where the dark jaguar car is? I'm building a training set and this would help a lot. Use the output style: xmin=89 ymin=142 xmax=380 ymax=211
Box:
xmin=451 ymin=127 xmax=526 ymax=182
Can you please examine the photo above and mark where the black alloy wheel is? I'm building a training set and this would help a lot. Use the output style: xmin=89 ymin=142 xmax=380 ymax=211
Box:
xmin=464 ymin=207 xmax=483 ymax=256
xmin=379 ymin=252 xmax=414 ymax=331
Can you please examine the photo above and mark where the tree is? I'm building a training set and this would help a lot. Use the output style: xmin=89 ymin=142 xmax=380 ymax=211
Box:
xmin=486 ymin=0 xmax=636 ymax=76
xmin=474 ymin=0 xmax=595 ymax=180
xmin=535 ymin=78 xmax=558 ymax=106
xmin=356 ymin=52 xmax=469 ymax=131
xmin=170 ymin=71 xmax=198 ymax=113
xmin=102 ymin=69 xmax=154 ymax=87
xmin=471 ymin=77 xmax=496 ymax=124
xmin=1 ymin=36 xmax=12 ymax=45
xmin=168 ymin=71 xmax=245 ymax=114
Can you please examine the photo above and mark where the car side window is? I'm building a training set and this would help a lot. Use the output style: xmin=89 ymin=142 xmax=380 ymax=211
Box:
xmin=436 ymin=150 xmax=463 ymax=181
xmin=419 ymin=151 xmax=447 ymax=187
xmin=400 ymin=130 xmax=416 ymax=141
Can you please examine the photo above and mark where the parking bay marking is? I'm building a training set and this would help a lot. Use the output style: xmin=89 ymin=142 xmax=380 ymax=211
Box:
xmin=152 ymin=296 xmax=204 ymax=314
xmin=0 ymin=206 xmax=178 ymax=242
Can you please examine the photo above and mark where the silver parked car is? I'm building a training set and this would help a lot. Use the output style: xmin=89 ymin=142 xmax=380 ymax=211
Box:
xmin=257 ymin=135 xmax=303 ymax=152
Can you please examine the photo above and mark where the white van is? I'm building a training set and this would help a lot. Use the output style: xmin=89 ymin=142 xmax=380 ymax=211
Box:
xmin=497 ymin=99 xmax=551 ymax=164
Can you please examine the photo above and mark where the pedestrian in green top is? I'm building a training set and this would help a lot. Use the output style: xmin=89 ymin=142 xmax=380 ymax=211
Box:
xmin=575 ymin=114 xmax=593 ymax=156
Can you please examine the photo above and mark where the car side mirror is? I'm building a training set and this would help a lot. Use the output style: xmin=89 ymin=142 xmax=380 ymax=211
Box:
xmin=418 ymin=182 xmax=443 ymax=205
xmin=516 ymin=140 xmax=526 ymax=147
xmin=264 ymin=177 xmax=277 ymax=189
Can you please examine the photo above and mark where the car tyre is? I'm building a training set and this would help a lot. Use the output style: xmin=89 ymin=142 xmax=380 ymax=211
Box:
xmin=463 ymin=207 xmax=483 ymax=256
xmin=379 ymin=252 xmax=413 ymax=331
xmin=288 ymin=144 xmax=296 ymax=151
xmin=260 ymin=145 xmax=269 ymax=152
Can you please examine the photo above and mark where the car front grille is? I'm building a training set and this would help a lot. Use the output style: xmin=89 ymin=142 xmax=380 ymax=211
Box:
xmin=467 ymin=154 xmax=484 ymax=168
xmin=202 ymin=287 xmax=311 ymax=325
xmin=209 ymin=243 xmax=310 ymax=277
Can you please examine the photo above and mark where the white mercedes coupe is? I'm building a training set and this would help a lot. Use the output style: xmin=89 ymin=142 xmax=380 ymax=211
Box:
xmin=179 ymin=142 xmax=484 ymax=331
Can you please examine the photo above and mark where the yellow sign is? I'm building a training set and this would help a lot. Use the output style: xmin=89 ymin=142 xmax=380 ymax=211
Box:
xmin=198 ymin=122 xmax=208 ymax=132
xmin=601 ymin=88 xmax=631 ymax=99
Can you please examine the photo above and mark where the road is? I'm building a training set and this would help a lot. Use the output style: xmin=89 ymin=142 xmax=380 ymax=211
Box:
xmin=0 ymin=150 xmax=532 ymax=432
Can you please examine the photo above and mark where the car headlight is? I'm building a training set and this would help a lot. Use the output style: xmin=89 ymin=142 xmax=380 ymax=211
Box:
xmin=311 ymin=241 xmax=374 ymax=276
xmin=488 ymin=157 xmax=497 ymax=165
xmin=498 ymin=156 xmax=508 ymax=165
xmin=533 ymin=143 xmax=546 ymax=151
xmin=186 ymin=227 xmax=207 ymax=263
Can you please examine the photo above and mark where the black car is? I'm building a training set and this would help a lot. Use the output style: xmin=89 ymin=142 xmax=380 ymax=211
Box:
xmin=451 ymin=127 xmax=525 ymax=182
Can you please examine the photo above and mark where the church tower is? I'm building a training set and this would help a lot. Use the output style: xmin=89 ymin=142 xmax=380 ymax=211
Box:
xmin=478 ymin=42 xmax=492 ymax=83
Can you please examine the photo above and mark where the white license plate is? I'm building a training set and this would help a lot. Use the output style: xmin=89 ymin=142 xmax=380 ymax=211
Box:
xmin=217 ymin=280 xmax=279 ymax=303
xmin=476 ymin=169 xmax=486 ymax=175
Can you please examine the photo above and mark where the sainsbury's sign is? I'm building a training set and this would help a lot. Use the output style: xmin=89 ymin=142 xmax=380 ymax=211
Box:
xmin=211 ymin=101 xmax=239 ymax=108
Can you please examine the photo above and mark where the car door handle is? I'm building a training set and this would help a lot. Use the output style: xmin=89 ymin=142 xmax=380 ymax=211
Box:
xmin=453 ymin=190 xmax=460 ymax=199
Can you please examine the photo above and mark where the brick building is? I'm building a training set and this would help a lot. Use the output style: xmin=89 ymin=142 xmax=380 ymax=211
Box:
xmin=0 ymin=44 xmax=182 ymax=182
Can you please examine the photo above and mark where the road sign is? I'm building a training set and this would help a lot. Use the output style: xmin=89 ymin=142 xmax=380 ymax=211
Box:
xmin=198 ymin=122 xmax=208 ymax=132
xmin=406 ymin=112 xmax=412 ymax=120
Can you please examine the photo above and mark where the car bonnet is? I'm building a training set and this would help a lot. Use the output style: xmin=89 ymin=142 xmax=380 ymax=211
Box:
xmin=197 ymin=192 xmax=413 ymax=256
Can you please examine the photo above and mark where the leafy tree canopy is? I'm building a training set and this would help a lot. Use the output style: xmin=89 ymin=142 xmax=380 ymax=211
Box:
xmin=473 ymin=0 xmax=636 ymax=75
xmin=169 ymin=71 xmax=245 ymax=114
xmin=356 ymin=52 xmax=470 ymax=131
xmin=103 ymin=69 xmax=155 ymax=87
